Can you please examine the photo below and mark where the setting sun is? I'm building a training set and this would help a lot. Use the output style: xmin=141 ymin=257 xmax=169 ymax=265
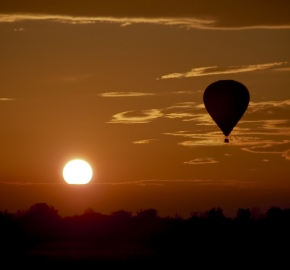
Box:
xmin=63 ymin=159 xmax=93 ymax=185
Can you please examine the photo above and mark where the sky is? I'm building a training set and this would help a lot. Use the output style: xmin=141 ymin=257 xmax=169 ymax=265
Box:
xmin=0 ymin=0 xmax=290 ymax=217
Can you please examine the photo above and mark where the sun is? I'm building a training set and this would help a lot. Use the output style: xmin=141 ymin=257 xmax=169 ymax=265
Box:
xmin=63 ymin=159 xmax=93 ymax=184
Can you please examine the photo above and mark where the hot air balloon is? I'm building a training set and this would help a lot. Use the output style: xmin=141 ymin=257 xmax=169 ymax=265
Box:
xmin=203 ymin=80 xmax=250 ymax=143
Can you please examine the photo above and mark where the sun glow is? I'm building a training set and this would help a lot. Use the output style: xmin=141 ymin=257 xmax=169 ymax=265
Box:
xmin=63 ymin=159 xmax=93 ymax=184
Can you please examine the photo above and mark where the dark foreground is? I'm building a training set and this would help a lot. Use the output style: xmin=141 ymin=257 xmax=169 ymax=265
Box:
xmin=1 ymin=204 xmax=290 ymax=268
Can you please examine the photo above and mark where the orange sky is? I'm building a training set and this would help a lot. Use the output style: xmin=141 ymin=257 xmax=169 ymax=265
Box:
xmin=0 ymin=1 xmax=290 ymax=217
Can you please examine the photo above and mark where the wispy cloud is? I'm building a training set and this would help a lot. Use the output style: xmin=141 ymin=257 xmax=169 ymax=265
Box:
xmin=100 ymin=92 xmax=155 ymax=97
xmin=159 ymin=98 xmax=290 ymax=161
xmin=100 ymin=92 xmax=198 ymax=98
xmin=94 ymin=179 xmax=259 ymax=188
xmin=0 ymin=179 xmax=257 ymax=188
xmin=172 ymin=91 xmax=197 ymax=95
xmin=166 ymin=127 xmax=290 ymax=161
xmin=165 ymin=112 xmax=197 ymax=119
xmin=133 ymin=139 xmax=157 ymax=144
xmin=108 ymin=109 xmax=163 ymax=124
xmin=164 ymin=131 xmax=225 ymax=146
xmin=164 ymin=124 xmax=290 ymax=149
xmin=0 ymin=182 xmax=62 ymax=186
xmin=1 ymin=1 xmax=290 ymax=29
xmin=0 ymin=98 xmax=14 ymax=101
xmin=274 ymin=67 xmax=290 ymax=72
xmin=107 ymin=102 xmax=201 ymax=124
xmin=107 ymin=98 xmax=290 ymax=160
xmin=159 ymin=62 xmax=288 ymax=79
xmin=43 ymin=72 xmax=95 ymax=83
xmin=108 ymin=99 xmax=290 ymax=127
xmin=247 ymin=99 xmax=290 ymax=113
xmin=184 ymin=158 xmax=219 ymax=165
xmin=165 ymin=102 xmax=196 ymax=110
xmin=242 ymin=142 xmax=290 ymax=161
xmin=0 ymin=14 xmax=216 ymax=29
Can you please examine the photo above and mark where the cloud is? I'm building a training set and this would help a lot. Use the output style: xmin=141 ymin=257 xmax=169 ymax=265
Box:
xmin=0 ymin=179 xmax=258 ymax=188
xmin=0 ymin=182 xmax=62 ymax=186
xmin=162 ymin=102 xmax=216 ymax=125
xmin=247 ymin=100 xmax=290 ymax=113
xmin=171 ymin=91 xmax=197 ymax=95
xmin=107 ymin=98 xmax=290 ymax=160
xmin=179 ymin=140 xmax=223 ymax=147
xmin=0 ymin=14 xmax=216 ymax=29
xmin=1 ymin=0 xmax=290 ymax=29
xmin=160 ymin=99 xmax=290 ymax=161
xmin=100 ymin=92 xmax=155 ymax=97
xmin=159 ymin=62 xmax=288 ymax=79
xmin=94 ymin=179 xmax=259 ymax=188
xmin=133 ymin=139 xmax=157 ymax=144
xmin=43 ymin=72 xmax=95 ymax=83
xmin=165 ymin=112 xmax=197 ymax=119
xmin=184 ymin=158 xmax=219 ymax=165
xmin=164 ymin=124 xmax=290 ymax=149
xmin=109 ymin=99 xmax=290 ymax=128
xmin=165 ymin=102 xmax=197 ymax=110
xmin=241 ymin=142 xmax=290 ymax=160
xmin=274 ymin=67 xmax=290 ymax=72
xmin=100 ymin=92 xmax=197 ymax=98
xmin=166 ymin=127 xmax=290 ymax=161
xmin=163 ymin=130 xmax=228 ymax=146
xmin=229 ymin=121 xmax=290 ymax=137
xmin=107 ymin=101 xmax=201 ymax=124
xmin=108 ymin=109 xmax=163 ymax=124
xmin=0 ymin=98 xmax=14 ymax=101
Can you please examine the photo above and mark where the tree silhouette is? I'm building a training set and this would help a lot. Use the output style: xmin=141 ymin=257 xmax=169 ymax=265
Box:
xmin=250 ymin=207 xmax=260 ymax=220
xmin=136 ymin=208 xmax=158 ymax=220
xmin=18 ymin=203 xmax=61 ymax=241
xmin=111 ymin=210 xmax=132 ymax=220
xmin=205 ymin=207 xmax=224 ymax=220
xmin=1 ymin=203 xmax=290 ymax=267
xmin=266 ymin=206 xmax=283 ymax=220
xmin=236 ymin=208 xmax=251 ymax=221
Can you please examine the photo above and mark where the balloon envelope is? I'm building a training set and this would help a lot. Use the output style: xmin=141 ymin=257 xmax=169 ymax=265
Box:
xmin=203 ymin=80 xmax=250 ymax=141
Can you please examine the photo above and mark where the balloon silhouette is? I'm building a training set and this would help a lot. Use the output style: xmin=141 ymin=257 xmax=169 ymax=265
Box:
xmin=203 ymin=80 xmax=250 ymax=143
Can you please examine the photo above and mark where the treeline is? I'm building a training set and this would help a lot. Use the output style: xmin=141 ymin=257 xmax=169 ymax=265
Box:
xmin=1 ymin=203 xmax=290 ymax=267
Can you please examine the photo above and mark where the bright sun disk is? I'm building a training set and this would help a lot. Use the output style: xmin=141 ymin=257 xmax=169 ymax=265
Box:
xmin=63 ymin=159 xmax=93 ymax=184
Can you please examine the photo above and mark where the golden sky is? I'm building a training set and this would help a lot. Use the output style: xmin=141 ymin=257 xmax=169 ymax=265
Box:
xmin=0 ymin=0 xmax=290 ymax=217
